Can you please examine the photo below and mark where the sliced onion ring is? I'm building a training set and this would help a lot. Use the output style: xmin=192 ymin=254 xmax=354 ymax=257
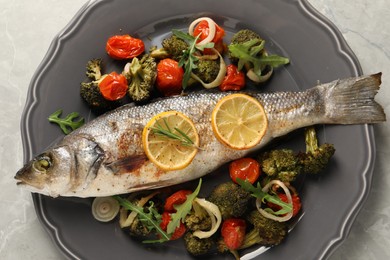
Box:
xmin=256 ymin=180 xmax=293 ymax=222
xmin=192 ymin=198 xmax=222 ymax=239
xmin=92 ymin=196 xmax=120 ymax=222
xmin=189 ymin=17 xmax=217 ymax=46
xmin=190 ymin=48 xmax=227 ymax=89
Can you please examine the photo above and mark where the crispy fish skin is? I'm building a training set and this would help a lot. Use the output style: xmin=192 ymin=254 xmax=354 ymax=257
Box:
xmin=15 ymin=74 xmax=385 ymax=197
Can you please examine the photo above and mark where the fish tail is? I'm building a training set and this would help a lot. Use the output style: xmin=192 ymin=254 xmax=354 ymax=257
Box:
xmin=323 ymin=73 xmax=386 ymax=124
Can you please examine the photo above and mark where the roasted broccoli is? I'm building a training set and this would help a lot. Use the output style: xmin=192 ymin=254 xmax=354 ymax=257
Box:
xmin=123 ymin=54 xmax=157 ymax=102
xmin=298 ymin=127 xmax=336 ymax=174
xmin=118 ymin=192 xmax=161 ymax=238
xmin=228 ymin=29 xmax=289 ymax=83
xmin=207 ymin=182 xmax=252 ymax=220
xmin=184 ymin=232 xmax=215 ymax=256
xmin=241 ymin=210 xmax=288 ymax=248
xmin=192 ymin=59 xmax=220 ymax=84
xmin=185 ymin=199 xmax=212 ymax=232
xmin=150 ymin=35 xmax=189 ymax=61
xmin=259 ymin=127 xmax=335 ymax=182
xmin=80 ymin=59 xmax=120 ymax=113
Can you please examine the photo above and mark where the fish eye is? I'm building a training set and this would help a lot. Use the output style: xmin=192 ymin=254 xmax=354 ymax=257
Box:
xmin=32 ymin=154 xmax=52 ymax=173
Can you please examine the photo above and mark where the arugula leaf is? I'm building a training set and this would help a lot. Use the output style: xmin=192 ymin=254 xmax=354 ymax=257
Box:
xmin=48 ymin=109 xmax=84 ymax=135
xmin=114 ymin=196 xmax=170 ymax=243
xmin=236 ymin=178 xmax=292 ymax=215
xmin=166 ymin=179 xmax=202 ymax=234
xmin=228 ymin=39 xmax=289 ymax=78
xmin=172 ymin=30 xmax=214 ymax=89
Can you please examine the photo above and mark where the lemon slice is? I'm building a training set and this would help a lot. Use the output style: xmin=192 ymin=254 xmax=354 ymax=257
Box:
xmin=142 ymin=111 xmax=199 ymax=171
xmin=211 ymin=93 xmax=268 ymax=150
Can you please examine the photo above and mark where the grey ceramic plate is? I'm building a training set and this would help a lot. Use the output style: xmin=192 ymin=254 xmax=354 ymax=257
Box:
xmin=20 ymin=0 xmax=376 ymax=259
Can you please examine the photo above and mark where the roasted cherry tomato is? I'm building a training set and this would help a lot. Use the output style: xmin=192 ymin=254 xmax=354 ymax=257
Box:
xmin=106 ymin=35 xmax=145 ymax=60
xmin=229 ymin=157 xmax=260 ymax=184
xmin=164 ymin=189 xmax=192 ymax=212
xmin=219 ymin=64 xmax=246 ymax=91
xmin=221 ymin=218 xmax=246 ymax=250
xmin=160 ymin=211 xmax=187 ymax=240
xmin=193 ymin=20 xmax=225 ymax=54
xmin=193 ymin=20 xmax=225 ymax=44
xmin=268 ymin=193 xmax=302 ymax=217
xmin=98 ymin=72 xmax=128 ymax=101
xmin=156 ymin=58 xmax=184 ymax=96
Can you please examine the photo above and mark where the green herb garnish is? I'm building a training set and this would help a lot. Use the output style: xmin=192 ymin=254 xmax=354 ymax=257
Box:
xmin=237 ymin=178 xmax=292 ymax=215
xmin=48 ymin=109 xmax=84 ymax=135
xmin=114 ymin=196 xmax=170 ymax=243
xmin=172 ymin=29 xmax=214 ymax=89
xmin=167 ymin=178 xmax=202 ymax=234
xmin=228 ymin=39 xmax=289 ymax=77
xmin=151 ymin=118 xmax=200 ymax=149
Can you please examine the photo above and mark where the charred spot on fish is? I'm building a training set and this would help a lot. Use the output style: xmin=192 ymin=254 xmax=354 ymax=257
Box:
xmin=109 ymin=121 xmax=119 ymax=132
xmin=105 ymin=154 xmax=148 ymax=175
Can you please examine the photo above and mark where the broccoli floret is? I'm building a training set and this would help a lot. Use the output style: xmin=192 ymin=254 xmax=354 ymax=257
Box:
xmin=298 ymin=126 xmax=336 ymax=174
xmin=183 ymin=232 xmax=215 ymax=256
xmin=150 ymin=35 xmax=189 ymax=61
xmin=185 ymin=199 xmax=212 ymax=231
xmin=260 ymin=149 xmax=302 ymax=183
xmin=118 ymin=192 xmax=162 ymax=238
xmin=80 ymin=59 xmax=120 ymax=113
xmin=192 ymin=59 xmax=220 ymax=83
xmin=208 ymin=182 xmax=252 ymax=220
xmin=258 ymin=127 xmax=335 ymax=182
xmin=242 ymin=210 xmax=288 ymax=248
xmin=85 ymin=58 xmax=103 ymax=80
xmin=123 ymin=54 xmax=157 ymax=102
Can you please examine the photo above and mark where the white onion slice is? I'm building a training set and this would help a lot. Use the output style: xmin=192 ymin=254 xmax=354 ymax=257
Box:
xmin=189 ymin=17 xmax=217 ymax=46
xmin=256 ymin=180 xmax=293 ymax=222
xmin=92 ymin=197 xmax=120 ymax=222
xmin=192 ymin=198 xmax=222 ymax=239
xmin=190 ymin=48 xmax=227 ymax=89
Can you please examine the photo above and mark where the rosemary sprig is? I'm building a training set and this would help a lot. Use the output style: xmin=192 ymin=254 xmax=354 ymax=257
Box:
xmin=151 ymin=118 xmax=201 ymax=149
xmin=172 ymin=29 xmax=214 ymax=89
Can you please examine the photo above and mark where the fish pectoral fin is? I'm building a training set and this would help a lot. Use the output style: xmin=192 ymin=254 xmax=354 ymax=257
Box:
xmin=104 ymin=154 xmax=148 ymax=174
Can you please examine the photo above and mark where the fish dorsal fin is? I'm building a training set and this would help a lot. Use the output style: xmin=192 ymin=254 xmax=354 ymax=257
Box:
xmin=104 ymin=154 xmax=148 ymax=174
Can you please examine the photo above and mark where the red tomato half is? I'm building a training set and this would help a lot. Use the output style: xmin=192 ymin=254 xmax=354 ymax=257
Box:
xmin=219 ymin=64 xmax=246 ymax=91
xmin=106 ymin=35 xmax=145 ymax=60
xmin=98 ymin=72 xmax=128 ymax=101
xmin=193 ymin=20 xmax=225 ymax=44
xmin=193 ymin=20 xmax=225 ymax=54
xmin=229 ymin=157 xmax=261 ymax=184
xmin=164 ymin=189 xmax=192 ymax=212
xmin=268 ymin=193 xmax=302 ymax=217
xmin=156 ymin=58 xmax=184 ymax=96
xmin=221 ymin=218 xmax=246 ymax=250
xmin=160 ymin=211 xmax=187 ymax=240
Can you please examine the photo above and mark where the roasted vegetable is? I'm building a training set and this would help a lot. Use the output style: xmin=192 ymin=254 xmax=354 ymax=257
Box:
xmin=192 ymin=59 xmax=220 ymax=84
xmin=228 ymin=29 xmax=289 ymax=83
xmin=207 ymin=182 xmax=252 ymax=220
xmin=123 ymin=54 xmax=157 ymax=102
xmin=241 ymin=210 xmax=288 ymax=248
xmin=183 ymin=232 xmax=215 ymax=256
xmin=150 ymin=35 xmax=189 ymax=61
xmin=184 ymin=199 xmax=212 ymax=232
xmin=80 ymin=59 xmax=121 ymax=113
xmin=259 ymin=127 xmax=335 ymax=182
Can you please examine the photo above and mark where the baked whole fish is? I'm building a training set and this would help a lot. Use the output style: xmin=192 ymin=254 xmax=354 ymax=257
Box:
xmin=15 ymin=73 xmax=386 ymax=197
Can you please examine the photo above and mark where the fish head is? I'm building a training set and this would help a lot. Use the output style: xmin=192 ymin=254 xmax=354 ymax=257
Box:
xmin=15 ymin=145 xmax=74 ymax=197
